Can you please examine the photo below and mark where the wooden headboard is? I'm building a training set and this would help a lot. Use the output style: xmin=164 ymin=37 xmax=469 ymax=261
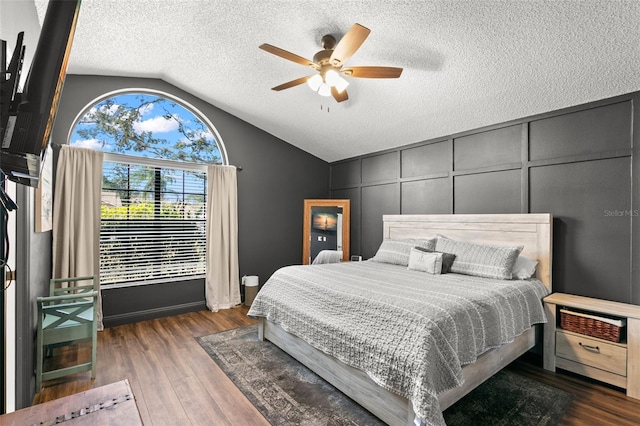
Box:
xmin=383 ymin=214 xmax=553 ymax=292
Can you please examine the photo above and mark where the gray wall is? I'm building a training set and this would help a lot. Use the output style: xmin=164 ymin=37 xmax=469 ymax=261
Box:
xmin=332 ymin=92 xmax=640 ymax=305
xmin=11 ymin=75 xmax=329 ymax=406
xmin=13 ymin=186 xmax=51 ymax=410
xmin=49 ymin=75 xmax=330 ymax=325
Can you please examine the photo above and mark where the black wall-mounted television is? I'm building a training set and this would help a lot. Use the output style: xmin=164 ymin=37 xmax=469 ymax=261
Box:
xmin=0 ymin=0 xmax=82 ymax=187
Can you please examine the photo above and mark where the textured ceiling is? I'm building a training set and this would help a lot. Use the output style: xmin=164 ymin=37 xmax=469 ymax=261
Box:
xmin=34 ymin=0 xmax=640 ymax=162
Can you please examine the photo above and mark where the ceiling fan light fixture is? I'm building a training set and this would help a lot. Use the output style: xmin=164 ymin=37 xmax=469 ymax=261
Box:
xmin=324 ymin=69 xmax=340 ymax=85
xmin=318 ymin=83 xmax=332 ymax=97
xmin=334 ymin=76 xmax=349 ymax=94
xmin=325 ymin=69 xmax=349 ymax=94
xmin=307 ymin=74 xmax=323 ymax=91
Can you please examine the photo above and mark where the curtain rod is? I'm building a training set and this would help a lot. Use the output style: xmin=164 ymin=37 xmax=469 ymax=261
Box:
xmin=51 ymin=143 xmax=242 ymax=171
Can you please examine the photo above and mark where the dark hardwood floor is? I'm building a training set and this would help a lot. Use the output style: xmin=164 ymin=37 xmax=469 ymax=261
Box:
xmin=33 ymin=306 xmax=640 ymax=425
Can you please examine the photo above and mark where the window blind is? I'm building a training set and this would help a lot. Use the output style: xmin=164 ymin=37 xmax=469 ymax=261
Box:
xmin=100 ymin=159 xmax=207 ymax=288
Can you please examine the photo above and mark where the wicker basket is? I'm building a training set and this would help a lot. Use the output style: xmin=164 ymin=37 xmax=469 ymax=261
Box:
xmin=560 ymin=308 xmax=626 ymax=343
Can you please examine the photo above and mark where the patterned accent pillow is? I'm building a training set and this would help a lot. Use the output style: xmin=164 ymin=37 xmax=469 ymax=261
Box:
xmin=435 ymin=236 xmax=523 ymax=280
xmin=407 ymin=248 xmax=443 ymax=274
xmin=370 ymin=238 xmax=436 ymax=266
xmin=413 ymin=247 xmax=456 ymax=273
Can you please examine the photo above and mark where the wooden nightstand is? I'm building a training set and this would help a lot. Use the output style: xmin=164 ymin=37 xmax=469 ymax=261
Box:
xmin=543 ymin=293 xmax=640 ymax=400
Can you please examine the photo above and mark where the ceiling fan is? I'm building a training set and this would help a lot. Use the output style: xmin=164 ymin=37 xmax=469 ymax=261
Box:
xmin=259 ymin=23 xmax=403 ymax=103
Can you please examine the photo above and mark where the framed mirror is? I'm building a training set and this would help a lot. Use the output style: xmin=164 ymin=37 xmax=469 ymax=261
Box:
xmin=303 ymin=199 xmax=350 ymax=265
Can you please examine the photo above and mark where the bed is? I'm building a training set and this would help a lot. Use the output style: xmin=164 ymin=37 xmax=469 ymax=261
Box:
xmin=248 ymin=213 xmax=552 ymax=426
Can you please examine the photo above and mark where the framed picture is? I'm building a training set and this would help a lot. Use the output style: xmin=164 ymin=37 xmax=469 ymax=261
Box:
xmin=312 ymin=212 xmax=338 ymax=231
xmin=34 ymin=145 xmax=53 ymax=232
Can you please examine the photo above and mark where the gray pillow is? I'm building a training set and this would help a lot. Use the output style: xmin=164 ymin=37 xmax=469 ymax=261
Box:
xmin=407 ymin=248 xmax=442 ymax=274
xmin=370 ymin=238 xmax=436 ymax=266
xmin=435 ymin=236 xmax=522 ymax=280
xmin=413 ymin=246 xmax=456 ymax=273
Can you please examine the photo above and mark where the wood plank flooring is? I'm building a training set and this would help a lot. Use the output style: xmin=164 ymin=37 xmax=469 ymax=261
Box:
xmin=34 ymin=306 xmax=268 ymax=426
xmin=33 ymin=306 xmax=640 ymax=425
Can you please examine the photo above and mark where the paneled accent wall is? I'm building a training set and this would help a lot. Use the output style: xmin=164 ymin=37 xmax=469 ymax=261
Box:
xmin=331 ymin=92 xmax=640 ymax=305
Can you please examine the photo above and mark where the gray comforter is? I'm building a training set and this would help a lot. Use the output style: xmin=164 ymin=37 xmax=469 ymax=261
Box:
xmin=248 ymin=260 xmax=549 ymax=426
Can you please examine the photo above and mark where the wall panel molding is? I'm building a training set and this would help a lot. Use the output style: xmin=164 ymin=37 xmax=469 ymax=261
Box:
xmin=331 ymin=91 xmax=640 ymax=304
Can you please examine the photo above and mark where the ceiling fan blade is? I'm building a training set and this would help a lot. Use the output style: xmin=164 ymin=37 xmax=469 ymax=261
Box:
xmin=259 ymin=44 xmax=317 ymax=69
xmin=330 ymin=23 xmax=371 ymax=66
xmin=342 ymin=66 xmax=403 ymax=78
xmin=331 ymin=86 xmax=349 ymax=103
xmin=271 ymin=76 xmax=314 ymax=91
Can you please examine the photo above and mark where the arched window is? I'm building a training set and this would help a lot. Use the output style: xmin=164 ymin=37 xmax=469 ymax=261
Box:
xmin=70 ymin=91 xmax=226 ymax=288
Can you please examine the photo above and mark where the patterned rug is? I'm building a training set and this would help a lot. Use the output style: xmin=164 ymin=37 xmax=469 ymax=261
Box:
xmin=197 ymin=325 xmax=573 ymax=425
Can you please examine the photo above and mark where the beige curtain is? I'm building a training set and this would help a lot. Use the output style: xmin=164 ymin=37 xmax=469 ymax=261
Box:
xmin=52 ymin=145 xmax=104 ymax=328
xmin=205 ymin=165 xmax=240 ymax=311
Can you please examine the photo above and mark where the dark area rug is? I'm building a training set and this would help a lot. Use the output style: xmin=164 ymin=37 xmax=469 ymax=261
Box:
xmin=197 ymin=325 xmax=573 ymax=425
xmin=442 ymin=367 xmax=573 ymax=426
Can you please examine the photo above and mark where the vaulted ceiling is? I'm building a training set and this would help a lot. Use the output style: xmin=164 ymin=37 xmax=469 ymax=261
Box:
xmin=32 ymin=0 xmax=640 ymax=162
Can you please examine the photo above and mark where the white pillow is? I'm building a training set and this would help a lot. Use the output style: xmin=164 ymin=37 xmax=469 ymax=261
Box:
xmin=435 ymin=236 xmax=522 ymax=280
xmin=512 ymin=256 xmax=538 ymax=279
xmin=370 ymin=238 xmax=436 ymax=266
xmin=407 ymin=248 xmax=443 ymax=274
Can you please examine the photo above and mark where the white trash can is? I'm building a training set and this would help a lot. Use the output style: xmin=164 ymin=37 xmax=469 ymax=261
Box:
xmin=243 ymin=275 xmax=259 ymax=307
